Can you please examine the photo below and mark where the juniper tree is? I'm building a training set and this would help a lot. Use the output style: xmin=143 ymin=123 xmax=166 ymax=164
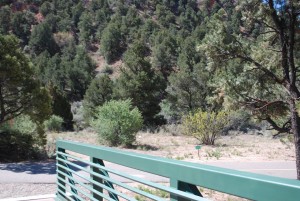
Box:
xmin=201 ymin=0 xmax=300 ymax=179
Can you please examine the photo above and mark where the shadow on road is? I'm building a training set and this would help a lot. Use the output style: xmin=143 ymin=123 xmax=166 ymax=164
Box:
xmin=0 ymin=160 xmax=88 ymax=174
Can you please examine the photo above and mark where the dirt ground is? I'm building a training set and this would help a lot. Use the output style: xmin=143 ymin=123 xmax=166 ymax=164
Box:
xmin=48 ymin=129 xmax=295 ymax=163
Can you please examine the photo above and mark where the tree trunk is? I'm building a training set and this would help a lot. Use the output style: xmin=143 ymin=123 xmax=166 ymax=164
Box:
xmin=289 ymin=98 xmax=300 ymax=179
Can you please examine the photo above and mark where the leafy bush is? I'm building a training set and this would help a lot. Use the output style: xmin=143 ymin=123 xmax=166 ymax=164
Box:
xmin=0 ymin=127 xmax=39 ymax=161
xmin=92 ymin=100 xmax=143 ymax=147
xmin=13 ymin=115 xmax=37 ymax=136
xmin=44 ymin=115 xmax=64 ymax=132
xmin=0 ymin=115 xmax=46 ymax=161
xmin=71 ymin=101 xmax=88 ymax=131
xmin=182 ymin=110 xmax=230 ymax=145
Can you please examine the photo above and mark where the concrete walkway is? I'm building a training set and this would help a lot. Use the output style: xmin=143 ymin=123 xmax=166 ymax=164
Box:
xmin=0 ymin=194 xmax=55 ymax=201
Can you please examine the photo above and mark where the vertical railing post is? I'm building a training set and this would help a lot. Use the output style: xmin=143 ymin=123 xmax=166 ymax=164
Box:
xmin=61 ymin=154 xmax=79 ymax=201
xmin=91 ymin=158 xmax=119 ymax=201
xmin=170 ymin=178 xmax=180 ymax=201
xmin=170 ymin=178 xmax=203 ymax=201
xmin=57 ymin=147 xmax=66 ymax=199
xmin=91 ymin=157 xmax=104 ymax=201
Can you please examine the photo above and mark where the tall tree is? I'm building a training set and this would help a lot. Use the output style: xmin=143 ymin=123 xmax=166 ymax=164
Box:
xmin=78 ymin=11 xmax=94 ymax=45
xmin=162 ymin=36 xmax=210 ymax=122
xmin=100 ymin=19 xmax=125 ymax=63
xmin=11 ymin=11 xmax=36 ymax=45
xmin=83 ymin=75 xmax=113 ymax=120
xmin=49 ymin=86 xmax=73 ymax=130
xmin=66 ymin=46 xmax=96 ymax=100
xmin=0 ymin=6 xmax=11 ymax=35
xmin=201 ymin=1 xmax=300 ymax=179
xmin=29 ymin=22 xmax=59 ymax=55
xmin=115 ymin=41 xmax=166 ymax=124
xmin=152 ymin=30 xmax=178 ymax=79
xmin=155 ymin=4 xmax=176 ymax=28
xmin=0 ymin=34 xmax=51 ymax=125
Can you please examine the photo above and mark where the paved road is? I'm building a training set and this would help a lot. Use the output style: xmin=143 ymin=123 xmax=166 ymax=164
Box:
xmin=200 ymin=160 xmax=296 ymax=179
xmin=0 ymin=160 xmax=296 ymax=184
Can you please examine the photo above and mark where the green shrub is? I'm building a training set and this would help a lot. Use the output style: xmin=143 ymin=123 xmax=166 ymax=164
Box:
xmin=0 ymin=115 xmax=46 ymax=161
xmin=71 ymin=101 xmax=88 ymax=131
xmin=92 ymin=100 xmax=143 ymax=147
xmin=183 ymin=110 xmax=230 ymax=145
xmin=44 ymin=115 xmax=64 ymax=132
xmin=0 ymin=127 xmax=39 ymax=161
xmin=13 ymin=115 xmax=37 ymax=136
xmin=135 ymin=185 xmax=169 ymax=201
xmin=12 ymin=115 xmax=46 ymax=147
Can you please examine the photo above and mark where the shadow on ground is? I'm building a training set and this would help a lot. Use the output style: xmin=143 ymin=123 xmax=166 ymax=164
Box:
xmin=0 ymin=160 xmax=88 ymax=174
xmin=132 ymin=144 xmax=159 ymax=151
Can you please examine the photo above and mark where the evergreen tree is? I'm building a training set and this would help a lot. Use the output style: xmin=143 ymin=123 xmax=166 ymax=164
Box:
xmin=44 ymin=13 xmax=60 ymax=33
xmin=29 ymin=22 xmax=59 ymax=55
xmin=100 ymin=20 xmax=125 ymax=63
xmin=94 ymin=7 xmax=112 ymax=39
xmin=165 ymin=68 xmax=209 ymax=119
xmin=115 ymin=41 xmax=166 ymax=124
xmin=162 ymin=36 xmax=210 ymax=121
xmin=78 ymin=11 xmax=94 ymax=45
xmin=49 ymin=86 xmax=73 ymax=130
xmin=83 ymin=75 xmax=113 ymax=120
xmin=201 ymin=1 xmax=300 ymax=179
xmin=0 ymin=6 xmax=11 ymax=35
xmin=66 ymin=46 xmax=96 ymax=100
xmin=152 ymin=30 xmax=178 ymax=79
xmin=46 ymin=53 xmax=69 ymax=93
xmin=40 ymin=1 xmax=54 ymax=17
xmin=0 ymin=34 xmax=51 ymax=124
xmin=11 ymin=11 xmax=36 ymax=44
xmin=122 ymin=7 xmax=143 ymax=43
xmin=155 ymin=4 xmax=176 ymax=28
xmin=71 ymin=1 xmax=85 ymax=28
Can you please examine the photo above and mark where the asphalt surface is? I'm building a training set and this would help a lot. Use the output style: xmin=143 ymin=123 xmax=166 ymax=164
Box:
xmin=0 ymin=160 xmax=297 ymax=184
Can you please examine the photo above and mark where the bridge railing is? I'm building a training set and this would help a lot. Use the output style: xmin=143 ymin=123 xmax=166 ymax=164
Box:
xmin=56 ymin=140 xmax=300 ymax=201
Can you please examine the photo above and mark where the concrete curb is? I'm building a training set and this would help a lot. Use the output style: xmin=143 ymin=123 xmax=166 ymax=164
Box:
xmin=0 ymin=194 xmax=55 ymax=201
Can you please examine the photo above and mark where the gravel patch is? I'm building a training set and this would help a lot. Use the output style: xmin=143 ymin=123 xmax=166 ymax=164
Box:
xmin=0 ymin=184 xmax=56 ymax=199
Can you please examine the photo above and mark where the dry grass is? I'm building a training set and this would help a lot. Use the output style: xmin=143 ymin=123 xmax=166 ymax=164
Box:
xmin=47 ymin=129 xmax=295 ymax=162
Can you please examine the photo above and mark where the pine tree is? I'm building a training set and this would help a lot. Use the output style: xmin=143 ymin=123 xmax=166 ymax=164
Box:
xmin=115 ymin=41 xmax=166 ymax=124
xmin=83 ymin=75 xmax=113 ymax=120
xmin=0 ymin=34 xmax=51 ymax=124
xmin=201 ymin=1 xmax=300 ymax=179
xmin=29 ymin=22 xmax=59 ymax=55
xmin=0 ymin=6 xmax=11 ymax=35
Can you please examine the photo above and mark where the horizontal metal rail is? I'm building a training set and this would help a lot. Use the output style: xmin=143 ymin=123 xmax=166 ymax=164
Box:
xmin=56 ymin=163 xmax=153 ymax=201
xmin=56 ymin=140 xmax=300 ymax=201
xmin=56 ymin=154 xmax=204 ymax=200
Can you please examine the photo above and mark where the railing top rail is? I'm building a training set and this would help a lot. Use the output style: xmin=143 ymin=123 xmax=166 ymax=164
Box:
xmin=57 ymin=140 xmax=300 ymax=201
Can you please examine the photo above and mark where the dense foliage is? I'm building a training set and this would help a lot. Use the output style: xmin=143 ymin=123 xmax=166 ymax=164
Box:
xmin=83 ymin=74 xmax=113 ymax=121
xmin=1 ymin=0 xmax=300 ymax=177
xmin=91 ymin=100 xmax=143 ymax=147
xmin=0 ymin=115 xmax=45 ymax=161
xmin=183 ymin=110 xmax=230 ymax=145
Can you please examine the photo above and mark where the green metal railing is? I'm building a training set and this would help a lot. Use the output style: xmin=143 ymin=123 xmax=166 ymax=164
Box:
xmin=56 ymin=140 xmax=300 ymax=201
